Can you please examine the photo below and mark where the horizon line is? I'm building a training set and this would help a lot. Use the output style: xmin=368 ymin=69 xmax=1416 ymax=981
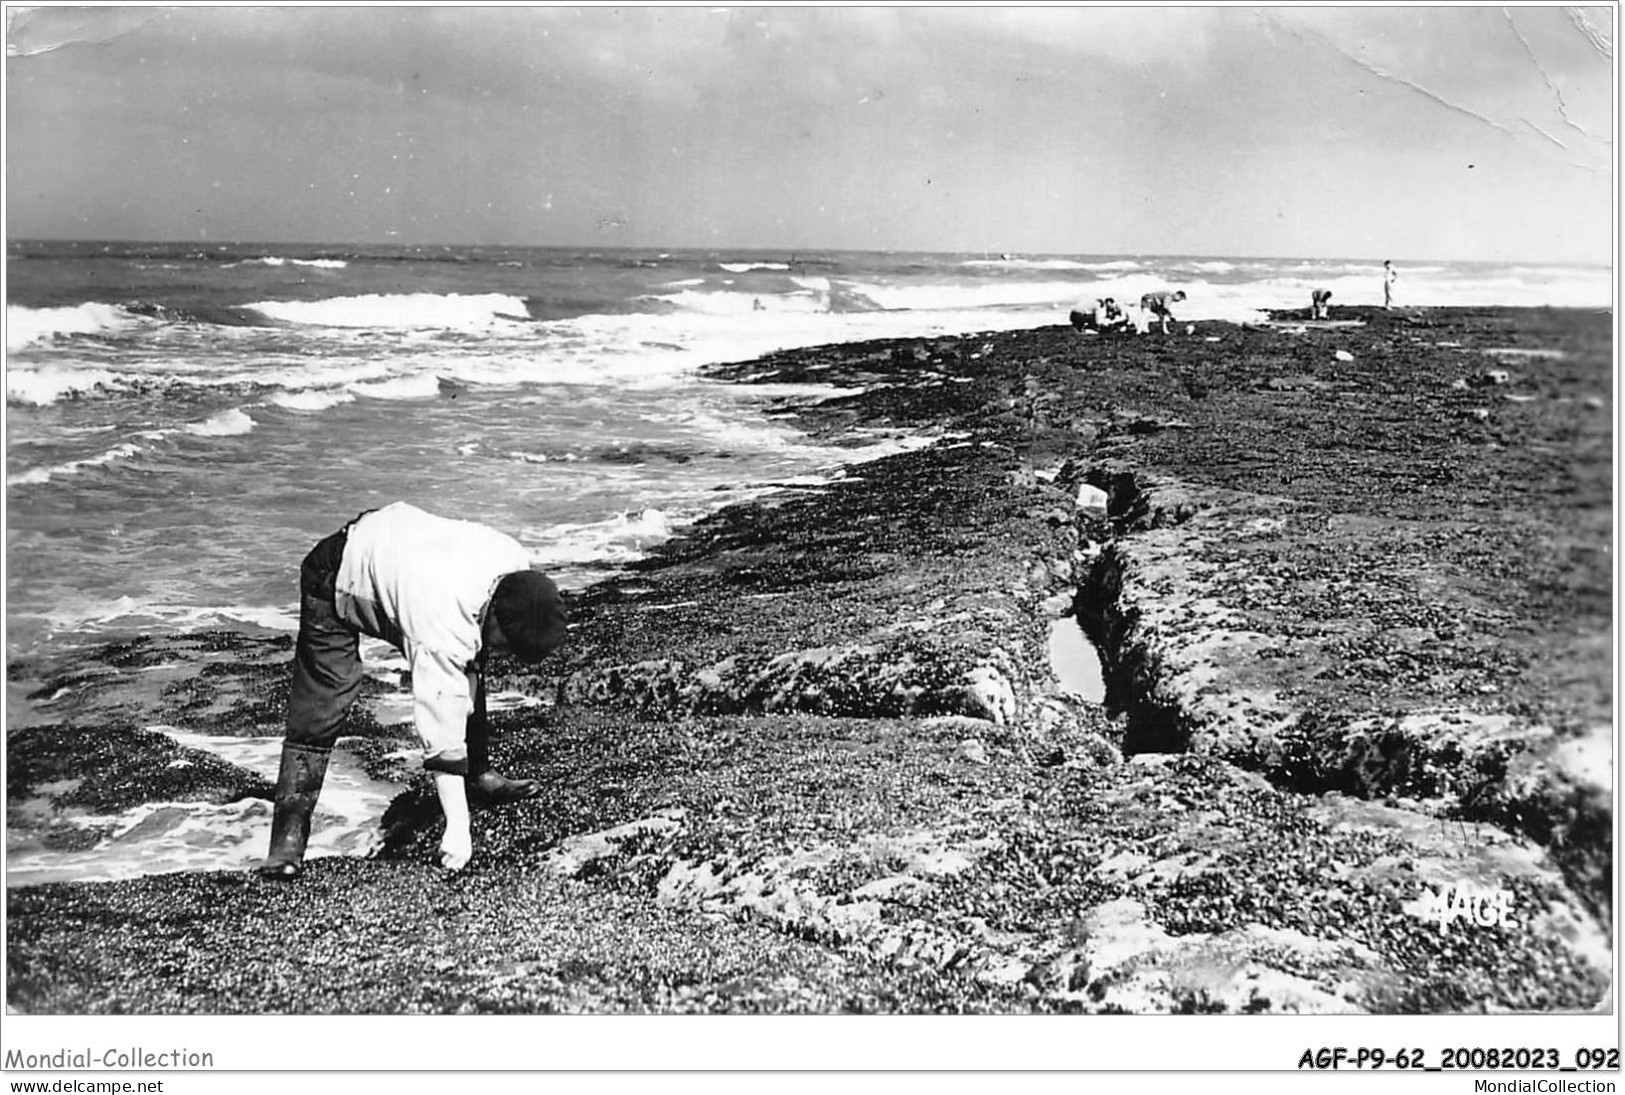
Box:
xmin=5 ymin=237 xmax=1610 ymax=269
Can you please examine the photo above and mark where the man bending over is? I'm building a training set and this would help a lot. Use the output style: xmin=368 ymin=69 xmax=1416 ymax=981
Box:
xmin=261 ymin=502 xmax=568 ymax=879
xmin=1139 ymin=289 xmax=1187 ymax=334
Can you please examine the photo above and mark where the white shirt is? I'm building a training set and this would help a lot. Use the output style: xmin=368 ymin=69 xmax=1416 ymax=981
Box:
xmin=334 ymin=502 xmax=532 ymax=767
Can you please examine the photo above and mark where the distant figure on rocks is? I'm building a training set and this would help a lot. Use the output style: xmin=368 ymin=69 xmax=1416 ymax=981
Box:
xmin=1069 ymin=297 xmax=1127 ymax=333
xmin=1383 ymin=260 xmax=1398 ymax=309
xmin=1311 ymin=288 xmax=1333 ymax=320
xmin=1140 ymin=289 xmax=1187 ymax=334
xmin=261 ymin=502 xmax=568 ymax=879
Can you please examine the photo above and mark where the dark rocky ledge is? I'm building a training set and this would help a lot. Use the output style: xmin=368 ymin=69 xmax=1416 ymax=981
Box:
xmin=6 ymin=306 xmax=1611 ymax=1014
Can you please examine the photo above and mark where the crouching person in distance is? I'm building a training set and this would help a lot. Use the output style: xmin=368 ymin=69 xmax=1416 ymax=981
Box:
xmin=1069 ymin=297 xmax=1128 ymax=334
xmin=1311 ymin=288 xmax=1333 ymax=320
xmin=261 ymin=502 xmax=568 ymax=879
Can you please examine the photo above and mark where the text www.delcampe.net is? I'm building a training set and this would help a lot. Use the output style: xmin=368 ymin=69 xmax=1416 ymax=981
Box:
xmin=8 ymin=1083 xmax=165 ymax=1093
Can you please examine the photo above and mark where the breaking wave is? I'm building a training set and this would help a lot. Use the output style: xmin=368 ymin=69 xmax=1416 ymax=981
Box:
xmin=182 ymin=408 xmax=256 ymax=437
xmin=6 ymin=303 xmax=150 ymax=351
xmin=246 ymin=292 xmax=531 ymax=330
xmin=7 ymin=364 xmax=129 ymax=405
xmin=7 ymin=442 xmax=145 ymax=487
xmin=522 ymin=508 xmax=680 ymax=569
xmin=225 ymin=256 xmax=348 ymax=270
xmin=265 ymin=388 xmax=358 ymax=412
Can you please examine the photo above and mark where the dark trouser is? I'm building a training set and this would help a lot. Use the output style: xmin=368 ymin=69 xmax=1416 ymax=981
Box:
xmin=467 ymin=670 xmax=490 ymax=776
xmin=285 ymin=527 xmax=364 ymax=752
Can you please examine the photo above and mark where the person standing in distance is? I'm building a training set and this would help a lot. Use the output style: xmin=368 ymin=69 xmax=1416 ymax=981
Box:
xmin=1383 ymin=260 xmax=1398 ymax=309
xmin=261 ymin=502 xmax=569 ymax=879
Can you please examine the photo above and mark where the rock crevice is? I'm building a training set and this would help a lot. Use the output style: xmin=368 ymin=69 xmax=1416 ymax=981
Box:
xmin=1074 ymin=470 xmax=1611 ymax=915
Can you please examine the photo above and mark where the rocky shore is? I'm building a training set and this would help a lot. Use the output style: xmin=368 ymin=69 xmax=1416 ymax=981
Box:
xmin=7 ymin=306 xmax=1612 ymax=1014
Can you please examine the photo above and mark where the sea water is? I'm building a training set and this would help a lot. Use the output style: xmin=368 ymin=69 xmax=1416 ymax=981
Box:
xmin=4 ymin=241 xmax=1608 ymax=882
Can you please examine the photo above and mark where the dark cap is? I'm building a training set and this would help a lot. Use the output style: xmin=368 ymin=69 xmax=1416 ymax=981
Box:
xmin=489 ymin=570 xmax=568 ymax=662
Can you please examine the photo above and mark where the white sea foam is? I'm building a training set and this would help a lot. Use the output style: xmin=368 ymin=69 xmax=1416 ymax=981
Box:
xmin=496 ymin=425 xmax=950 ymax=588
xmin=506 ymin=448 xmax=586 ymax=464
xmin=960 ymin=257 xmax=1093 ymax=271
xmin=6 ymin=364 xmax=129 ymax=405
xmin=1073 ymin=259 xmax=1145 ymax=272
xmin=718 ymin=262 xmax=790 ymax=273
xmin=1080 ymin=261 xmax=1610 ymax=312
xmin=473 ymin=349 xmax=691 ymax=391
xmin=211 ymin=604 xmax=302 ymax=632
xmin=11 ymin=355 xmax=391 ymax=407
xmin=247 ymin=359 xmax=399 ymax=392
xmin=643 ymin=405 xmax=845 ymax=457
xmin=651 ymin=288 xmax=830 ymax=316
xmin=1143 ymin=267 xmax=1611 ymax=315
xmin=24 ymin=595 xmax=301 ymax=637
xmin=829 ymin=430 xmax=945 ymax=467
xmin=6 ymin=442 xmax=145 ymax=486
xmin=4 ymin=728 xmax=400 ymax=886
xmin=1070 ymin=276 xmax=1273 ymax=325
xmin=194 ymin=729 xmax=402 ymax=822
xmin=247 ymin=292 xmax=530 ymax=330
xmin=551 ymin=303 xmax=1048 ymax=391
xmin=348 ymin=373 xmax=444 ymax=401
xmin=522 ymin=508 xmax=679 ymax=568
xmin=5 ymin=302 xmax=146 ymax=351
xmin=182 ymin=407 xmax=255 ymax=437
xmin=265 ymin=388 xmax=357 ymax=411
xmin=847 ymin=279 xmax=1084 ymax=312
xmin=227 ymin=256 xmax=348 ymax=270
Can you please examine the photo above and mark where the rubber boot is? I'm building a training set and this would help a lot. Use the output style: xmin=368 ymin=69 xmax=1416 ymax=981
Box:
xmin=259 ymin=743 xmax=331 ymax=880
xmin=465 ymin=672 xmax=541 ymax=809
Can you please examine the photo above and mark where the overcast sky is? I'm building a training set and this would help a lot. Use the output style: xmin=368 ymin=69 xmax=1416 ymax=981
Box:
xmin=4 ymin=5 xmax=1615 ymax=262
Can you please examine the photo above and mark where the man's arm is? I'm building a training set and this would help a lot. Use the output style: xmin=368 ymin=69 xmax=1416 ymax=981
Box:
xmin=434 ymin=773 xmax=471 ymax=870
xmin=411 ymin=648 xmax=479 ymax=869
